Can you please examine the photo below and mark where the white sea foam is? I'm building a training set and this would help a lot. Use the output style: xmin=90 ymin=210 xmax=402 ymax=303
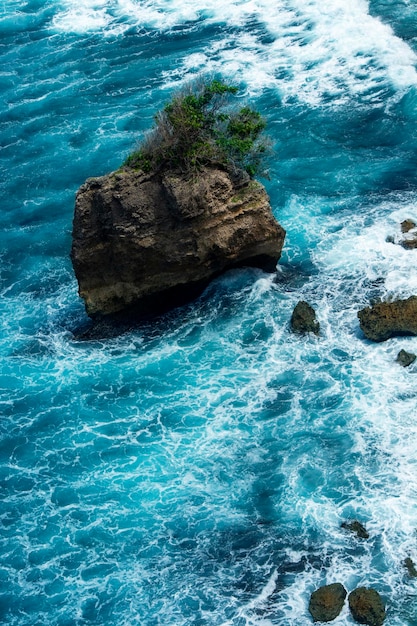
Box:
xmin=2 ymin=252 xmax=417 ymax=624
xmin=52 ymin=1 xmax=111 ymax=33
xmin=51 ymin=0 xmax=417 ymax=106
xmin=315 ymin=197 xmax=417 ymax=298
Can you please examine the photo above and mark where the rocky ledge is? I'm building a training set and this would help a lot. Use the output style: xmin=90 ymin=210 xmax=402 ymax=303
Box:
xmin=71 ymin=166 xmax=285 ymax=318
xmin=358 ymin=296 xmax=417 ymax=342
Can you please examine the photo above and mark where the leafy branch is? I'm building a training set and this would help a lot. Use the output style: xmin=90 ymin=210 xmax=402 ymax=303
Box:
xmin=124 ymin=78 xmax=270 ymax=178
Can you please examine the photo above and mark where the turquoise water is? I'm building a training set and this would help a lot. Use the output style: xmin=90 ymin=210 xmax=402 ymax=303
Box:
xmin=1 ymin=1 xmax=417 ymax=624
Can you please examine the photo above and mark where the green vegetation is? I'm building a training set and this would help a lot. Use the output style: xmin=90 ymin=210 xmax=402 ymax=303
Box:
xmin=124 ymin=78 xmax=270 ymax=177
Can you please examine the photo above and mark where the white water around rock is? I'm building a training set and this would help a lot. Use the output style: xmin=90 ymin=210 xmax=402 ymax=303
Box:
xmin=1 ymin=1 xmax=417 ymax=624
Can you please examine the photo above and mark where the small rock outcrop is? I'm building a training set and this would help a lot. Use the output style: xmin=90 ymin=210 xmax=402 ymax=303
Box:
xmin=341 ymin=520 xmax=370 ymax=540
xmin=401 ymin=219 xmax=416 ymax=233
xmin=396 ymin=349 xmax=416 ymax=367
xmin=308 ymin=583 xmax=347 ymax=622
xmin=71 ymin=166 xmax=285 ymax=317
xmin=400 ymin=219 xmax=417 ymax=249
xmin=386 ymin=219 xmax=417 ymax=248
xmin=404 ymin=557 xmax=417 ymax=578
xmin=348 ymin=587 xmax=385 ymax=626
xmin=358 ymin=296 xmax=417 ymax=342
xmin=290 ymin=301 xmax=320 ymax=335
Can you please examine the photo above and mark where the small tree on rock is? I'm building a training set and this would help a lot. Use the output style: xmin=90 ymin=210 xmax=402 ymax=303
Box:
xmin=125 ymin=77 xmax=270 ymax=177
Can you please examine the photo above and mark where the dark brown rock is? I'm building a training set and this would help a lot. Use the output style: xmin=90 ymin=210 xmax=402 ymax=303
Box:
xmin=404 ymin=557 xmax=417 ymax=578
xmin=341 ymin=520 xmax=369 ymax=539
xmin=71 ymin=166 xmax=285 ymax=317
xmin=290 ymin=300 xmax=320 ymax=335
xmin=396 ymin=349 xmax=416 ymax=367
xmin=348 ymin=588 xmax=385 ymax=626
xmin=358 ymin=296 xmax=417 ymax=342
xmin=401 ymin=219 xmax=416 ymax=233
xmin=308 ymin=583 xmax=347 ymax=622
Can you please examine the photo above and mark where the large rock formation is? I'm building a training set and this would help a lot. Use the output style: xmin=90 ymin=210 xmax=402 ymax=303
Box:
xmin=358 ymin=296 xmax=417 ymax=342
xmin=308 ymin=583 xmax=347 ymax=622
xmin=71 ymin=166 xmax=285 ymax=318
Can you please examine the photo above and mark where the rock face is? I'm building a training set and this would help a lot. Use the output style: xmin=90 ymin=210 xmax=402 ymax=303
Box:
xmin=71 ymin=166 xmax=285 ymax=317
xmin=308 ymin=583 xmax=347 ymax=622
xmin=290 ymin=300 xmax=320 ymax=335
xmin=348 ymin=588 xmax=385 ymax=626
xmin=358 ymin=296 xmax=417 ymax=342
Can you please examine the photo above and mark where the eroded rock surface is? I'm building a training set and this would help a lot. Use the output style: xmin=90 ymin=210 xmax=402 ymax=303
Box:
xmin=71 ymin=166 xmax=285 ymax=317
xmin=290 ymin=300 xmax=320 ymax=335
xmin=396 ymin=349 xmax=416 ymax=367
xmin=348 ymin=587 xmax=385 ymax=626
xmin=309 ymin=583 xmax=347 ymax=622
xmin=358 ymin=296 xmax=417 ymax=342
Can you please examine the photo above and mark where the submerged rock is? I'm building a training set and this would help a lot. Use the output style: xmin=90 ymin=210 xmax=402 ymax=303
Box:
xmin=404 ymin=557 xmax=417 ymax=578
xmin=358 ymin=296 xmax=417 ymax=342
xmin=71 ymin=166 xmax=285 ymax=318
xmin=396 ymin=349 xmax=416 ymax=367
xmin=348 ymin=587 xmax=385 ymax=626
xmin=290 ymin=300 xmax=320 ymax=335
xmin=341 ymin=520 xmax=370 ymax=540
xmin=308 ymin=583 xmax=347 ymax=622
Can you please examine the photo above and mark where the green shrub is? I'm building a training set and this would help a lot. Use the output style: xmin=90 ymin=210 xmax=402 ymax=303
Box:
xmin=125 ymin=78 xmax=270 ymax=177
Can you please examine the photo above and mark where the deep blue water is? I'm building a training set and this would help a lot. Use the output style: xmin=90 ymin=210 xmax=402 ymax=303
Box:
xmin=1 ymin=1 xmax=417 ymax=624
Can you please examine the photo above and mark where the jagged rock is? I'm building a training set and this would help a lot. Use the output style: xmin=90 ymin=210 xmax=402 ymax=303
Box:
xmin=348 ymin=588 xmax=385 ymax=626
xmin=396 ymin=349 xmax=416 ymax=367
xmin=290 ymin=300 xmax=320 ymax=335
xmin=341 ymin=520 xmax=369 ymax=540
xmin=308 ymin=583 xmax=347 ymax=622
xmin=71 ymin=166 xmax=285 ymax=317
xmin=404 ymin=557 xmax=417 ymax=578
xmin=358 ymin=296 xmax=417 ymax=342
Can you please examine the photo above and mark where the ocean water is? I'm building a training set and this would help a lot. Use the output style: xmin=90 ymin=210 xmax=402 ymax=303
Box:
xmin=1 ymin=1 xmax=417 ymax=624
